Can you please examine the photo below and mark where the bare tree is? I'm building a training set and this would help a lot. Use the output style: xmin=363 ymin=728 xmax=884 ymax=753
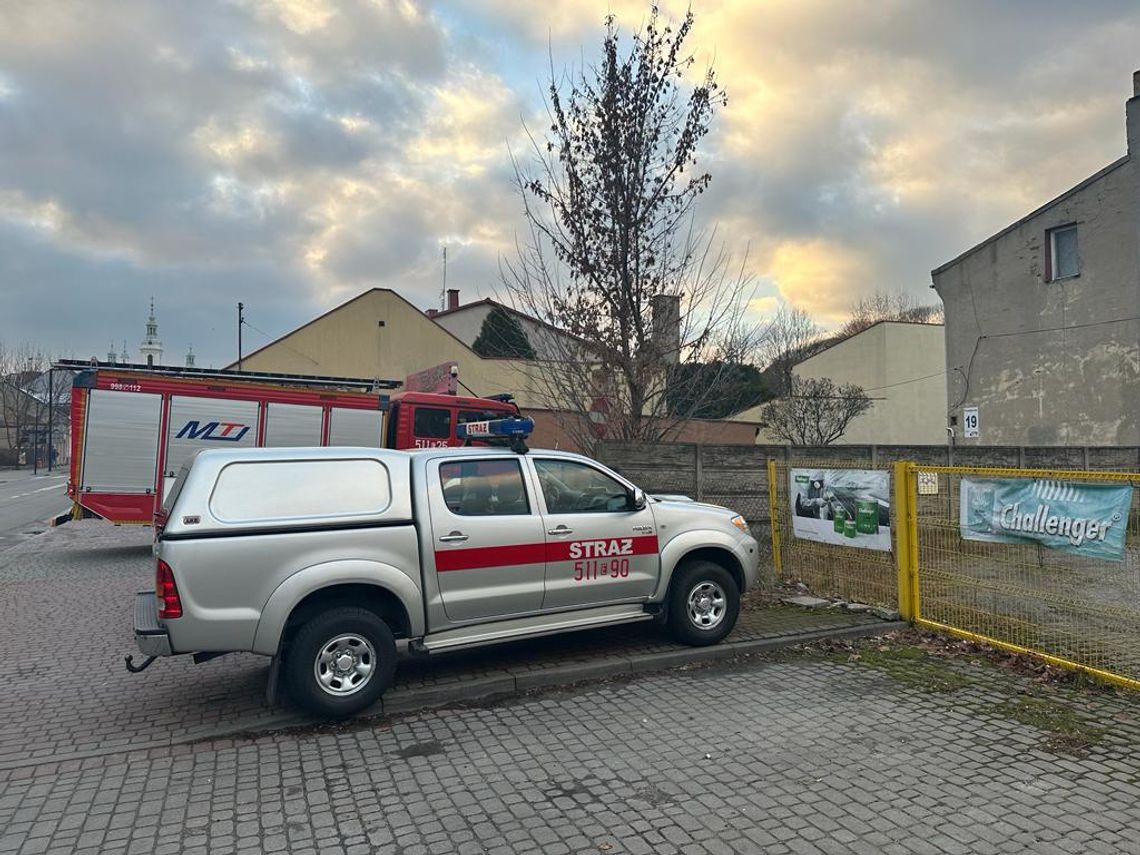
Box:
xmin=756 ymin=306 xmax=822 ymax=396
xmin=760 ymin=376 xmax=872 ymax=445
xmin=499 ymin=5 xmax=760 ymax=452
xmin=0 ymin=342 xmax=52 ymax=463
xmin=839 ymin=289 xmax=943 ymax=339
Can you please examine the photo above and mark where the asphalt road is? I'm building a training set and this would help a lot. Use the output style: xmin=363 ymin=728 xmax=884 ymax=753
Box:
xmin=0 ymin=470 xmax=68 ymax=550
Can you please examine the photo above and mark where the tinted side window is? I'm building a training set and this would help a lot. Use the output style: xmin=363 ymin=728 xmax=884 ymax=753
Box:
xmin=414 ymin=407 xmax=451 ymax=439
xmin=439 ymin=459 xmax=530 ymax=516
xmin=534 ymin=460 xmax=631 ymax=514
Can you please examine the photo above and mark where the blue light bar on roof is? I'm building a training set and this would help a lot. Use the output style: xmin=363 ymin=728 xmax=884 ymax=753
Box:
xmin=457 ymin=417 xmax=535 ymax=440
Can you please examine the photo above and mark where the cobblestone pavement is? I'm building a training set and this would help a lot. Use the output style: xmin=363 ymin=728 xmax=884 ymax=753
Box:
xmin=2 ymin=646 xmax=1140 ymax=855
xmin=0 ymin=522 xmax=879 ymax=771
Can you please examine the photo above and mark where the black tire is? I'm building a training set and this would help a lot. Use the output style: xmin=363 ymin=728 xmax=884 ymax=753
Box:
xmin=285 ymin=607 xmax=396 ymax=719
xmin=666 ymin=560 xmax=740 ymax=646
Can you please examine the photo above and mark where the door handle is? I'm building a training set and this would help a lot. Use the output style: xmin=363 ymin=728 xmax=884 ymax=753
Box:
xmin=439 ymin=533 xmax=469 ymax=543
xmin=547 ymin=526 xmax=574 ymax=536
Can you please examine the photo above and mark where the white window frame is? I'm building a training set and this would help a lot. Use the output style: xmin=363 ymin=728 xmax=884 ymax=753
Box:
xmin=1048 ymin=224 xmax=1079 ymax=282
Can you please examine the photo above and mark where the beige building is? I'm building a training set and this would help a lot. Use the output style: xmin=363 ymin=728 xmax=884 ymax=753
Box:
xmin=932 ymin=70 xmax=1140 ymax=446
xmin=429 ymin=290 xmax=577 ymax=361
xmin=750 ymin=321 xmax=947 ymax=445
xmin=233 ymin=288 xmax=543 ymax=406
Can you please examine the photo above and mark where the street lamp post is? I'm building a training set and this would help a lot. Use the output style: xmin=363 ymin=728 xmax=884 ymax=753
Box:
xmin=47 ymin=368 xmax=53 ymax=473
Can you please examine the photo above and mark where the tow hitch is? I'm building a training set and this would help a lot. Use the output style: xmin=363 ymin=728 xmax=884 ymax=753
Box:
xmin=124 ymin=653 xmax=157 ymax=673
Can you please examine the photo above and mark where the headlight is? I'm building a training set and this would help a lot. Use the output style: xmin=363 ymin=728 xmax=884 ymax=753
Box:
xmin=731 ymin=514 xmax=749 ymax=533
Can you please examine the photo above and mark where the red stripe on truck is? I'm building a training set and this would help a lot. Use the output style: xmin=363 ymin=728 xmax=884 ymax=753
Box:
xmin=434 ymin=542 xmax=547 ymax=572
xmin=435 ymin=535 xmax=659 ymax=572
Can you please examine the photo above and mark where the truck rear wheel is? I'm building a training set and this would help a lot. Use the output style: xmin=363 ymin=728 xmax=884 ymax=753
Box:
xmin=286 ymin=607 xmax=396 ymax=719
xmin=666 ymin=560 xmax=740 ymax=646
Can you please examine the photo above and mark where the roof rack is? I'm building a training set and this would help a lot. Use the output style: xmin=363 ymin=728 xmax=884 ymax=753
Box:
xmin=457 ymin=417 xmax=534 ymax=454
xmin=53 ymin=359 xmax=401 ymax=391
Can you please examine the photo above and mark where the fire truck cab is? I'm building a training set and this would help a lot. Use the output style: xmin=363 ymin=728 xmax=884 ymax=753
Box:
xmin=386 ymin=391 xmax=520 ymax=450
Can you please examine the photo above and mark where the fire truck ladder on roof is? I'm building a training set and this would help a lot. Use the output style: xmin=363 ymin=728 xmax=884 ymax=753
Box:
xmin=53 ymin=359 xmax=402 ymax=392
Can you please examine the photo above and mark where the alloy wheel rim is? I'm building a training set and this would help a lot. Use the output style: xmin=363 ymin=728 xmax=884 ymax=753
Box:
xmin=686 ymin=581 xmax=727 ymax=630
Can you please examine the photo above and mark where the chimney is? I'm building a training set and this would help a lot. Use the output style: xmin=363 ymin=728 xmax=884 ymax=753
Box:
xmin=425 ymin=308 xmax=439 ymax=318
xmin=650 ymin=294 xmax=681 ymax=365
xmin=447 ymin=288 xmax=460 ymax=311
xmin=1128 ymin=69 xmax=1140 ymax=157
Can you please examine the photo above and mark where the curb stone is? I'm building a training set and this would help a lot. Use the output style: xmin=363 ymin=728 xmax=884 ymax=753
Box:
xmin=0 ymin=620 xmax=905 ymax=772
xmin=375 ymin=620 xmax=909 ymax=716
xmin=373 ymin=624 xmax=907 ymax=725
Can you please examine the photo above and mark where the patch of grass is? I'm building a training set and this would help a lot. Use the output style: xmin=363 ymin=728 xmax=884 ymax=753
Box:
xmin=793 ymin=640 xmax=974 ymax=693
xmin=991 ymin=696 xmax=1106 ymax=756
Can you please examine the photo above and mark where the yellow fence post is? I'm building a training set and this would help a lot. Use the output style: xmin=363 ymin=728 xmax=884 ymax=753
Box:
xmin=893 ymin=461 xmax=917 ymax=621
xmin=905 ymin=461 xmax=920 ymax=619
xmin=767 ymin=458 xmax=782 ymax=578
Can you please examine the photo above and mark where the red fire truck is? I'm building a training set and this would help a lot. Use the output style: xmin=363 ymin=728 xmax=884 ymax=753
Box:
xmin=60 ymin=360 xmax=520 ymax=524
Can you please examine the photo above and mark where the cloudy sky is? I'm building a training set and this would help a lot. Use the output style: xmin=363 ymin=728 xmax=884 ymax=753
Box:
xmin=2 ymin=0 xmax=1139 ymax=368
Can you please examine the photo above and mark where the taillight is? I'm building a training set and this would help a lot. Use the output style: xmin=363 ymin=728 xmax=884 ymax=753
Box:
xmin=156 ymin=559 xmax=182 ymax=619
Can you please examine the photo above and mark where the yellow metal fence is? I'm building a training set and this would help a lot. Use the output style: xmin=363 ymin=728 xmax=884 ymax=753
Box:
xmin=767 ymin=459 xmax=899 ymax=609
xmin=901 ymin=463 xmax=1140 ymax=690
xmin=770 ymin=458 xmax=1140 ymax=689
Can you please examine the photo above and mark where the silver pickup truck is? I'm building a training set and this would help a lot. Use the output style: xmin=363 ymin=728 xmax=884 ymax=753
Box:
xmin=134 ymin=442 xmax=760 ymax=717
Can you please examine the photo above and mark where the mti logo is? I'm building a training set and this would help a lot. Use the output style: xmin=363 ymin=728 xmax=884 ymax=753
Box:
xmin=176 ymin=420 xmax=251 ymax=442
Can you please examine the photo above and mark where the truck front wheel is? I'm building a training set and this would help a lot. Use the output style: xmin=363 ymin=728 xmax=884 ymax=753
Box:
xmin=286 ymin=607 xmax=396 ymax=719
xmin=667 ymin=560 xmax=740 ymax=646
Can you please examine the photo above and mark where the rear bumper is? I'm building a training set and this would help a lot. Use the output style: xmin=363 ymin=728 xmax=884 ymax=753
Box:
xmin=134 ymin=592 xmax=173 ymax=657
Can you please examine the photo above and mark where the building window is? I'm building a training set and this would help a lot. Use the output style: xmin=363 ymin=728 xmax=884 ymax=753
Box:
xmin=1047 ymin=224 xmax=1079 ymax=281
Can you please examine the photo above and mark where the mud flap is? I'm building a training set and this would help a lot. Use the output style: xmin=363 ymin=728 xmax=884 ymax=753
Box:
xmin=265 ymin=654 xmax=282 ymax=708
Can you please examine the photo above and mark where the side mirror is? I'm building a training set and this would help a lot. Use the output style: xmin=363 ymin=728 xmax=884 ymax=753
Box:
xmin=630 ymin=488 xmax=648 ymax=511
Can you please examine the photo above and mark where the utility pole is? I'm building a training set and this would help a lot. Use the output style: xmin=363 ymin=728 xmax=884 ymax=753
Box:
xmin=237 ymin=302 xmax=244 ymax=371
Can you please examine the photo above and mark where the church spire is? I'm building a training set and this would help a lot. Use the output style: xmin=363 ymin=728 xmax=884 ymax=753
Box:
xmin=139 ymin=296 xmax=164 ymax=367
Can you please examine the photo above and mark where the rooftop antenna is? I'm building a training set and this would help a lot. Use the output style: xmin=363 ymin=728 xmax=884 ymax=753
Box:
xmin=440 ymin=245 xmax=447 ymax=310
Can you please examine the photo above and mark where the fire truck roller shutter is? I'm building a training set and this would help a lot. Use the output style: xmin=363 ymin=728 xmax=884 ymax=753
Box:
xmin=81 ymin=389 xmax=162 ymax=493
xmin=165 ymin=397 xmax=260 ymax=495
xmin=328 ymin=408 xmax=385 ymax=448
xmin=264 ymin=403 xmax=323 ymax=448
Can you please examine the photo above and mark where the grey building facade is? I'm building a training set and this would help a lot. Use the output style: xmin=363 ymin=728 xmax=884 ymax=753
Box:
xmin=931 ymin=71 xmax=1140 ymax=447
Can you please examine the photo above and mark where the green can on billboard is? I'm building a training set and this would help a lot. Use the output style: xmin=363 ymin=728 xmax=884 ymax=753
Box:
xmin=855 ymin=500 xmax=879 ymax=534
xmin=833 ymin=506 xmax=847 ymax=533
xmin=844 ymin=519 xmax=857 ymax=539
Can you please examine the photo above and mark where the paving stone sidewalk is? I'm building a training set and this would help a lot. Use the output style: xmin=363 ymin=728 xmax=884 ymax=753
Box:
xmin=0 ymin=522 xmax=885 ymax=771
xmin=2 ymin=648 xmax=1139 ymax=855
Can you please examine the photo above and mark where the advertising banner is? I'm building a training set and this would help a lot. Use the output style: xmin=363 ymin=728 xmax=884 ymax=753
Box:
xmin=790 ymin=469 xmax=891 ymax=551
xmin=960 ymin=478 xmax=1132 ymax=561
